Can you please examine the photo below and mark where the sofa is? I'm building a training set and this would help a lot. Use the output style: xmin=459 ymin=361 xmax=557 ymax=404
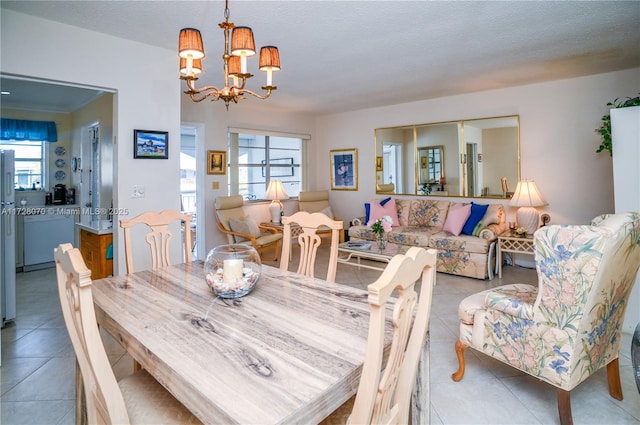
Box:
xmin=348 ymin=198 xmax=507 ymax=279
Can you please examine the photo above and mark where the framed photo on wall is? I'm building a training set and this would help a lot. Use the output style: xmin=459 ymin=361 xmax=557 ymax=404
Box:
xmin=133 ymin=129 xmax=168 ymax=159
xmin=376 ymin=156 xmax=383 ymax=172
xmin=330 ymin=148 xmax=358 ymax=190
xmin=207 ymin=150 xmax=227 ymax=175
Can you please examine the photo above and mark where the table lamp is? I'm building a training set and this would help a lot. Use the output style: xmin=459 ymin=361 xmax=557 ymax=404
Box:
xmin=509 ymin=179 xmax=548 ymax=235
xmin=265 ymin=180 xmax=288 ymax=224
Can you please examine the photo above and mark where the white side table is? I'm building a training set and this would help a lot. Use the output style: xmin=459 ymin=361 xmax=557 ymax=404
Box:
xmin=496 ymin=232 xmax=534 ymax=278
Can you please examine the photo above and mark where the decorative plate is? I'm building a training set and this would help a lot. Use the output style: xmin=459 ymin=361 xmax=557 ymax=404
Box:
xmin=55 ymin=146 xmax=66 ymax=156
xmin=55 ymin=170 xmax=66 ymax=180
xmin=55 ymin=159 xmax=66 ymax=168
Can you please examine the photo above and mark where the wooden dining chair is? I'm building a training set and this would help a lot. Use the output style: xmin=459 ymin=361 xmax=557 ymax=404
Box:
xmin=54 ymin=243 xmax=201 ymax=425
xmin=120 ymin=209 xmax=193 ymax=274
xmin=321 ymin=246 xmax=437 ymax=424
xmin=280 ymin=211 xmax=343 ymax=282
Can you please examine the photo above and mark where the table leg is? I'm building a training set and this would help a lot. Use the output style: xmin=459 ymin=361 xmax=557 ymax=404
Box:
xmin=411 ymin=332 xmax=430 ymax=424
xmin=497 ymin=246 xmax=503 ymax=279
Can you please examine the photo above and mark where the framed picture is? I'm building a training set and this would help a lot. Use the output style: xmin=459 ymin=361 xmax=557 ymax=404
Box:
xmin=420 ymin=156 xmax=427 ymax=169
xmin=330 ymin=148 xmax=358 ymax=190
xmin=376 ymin=156 xmax=383 ymax=172
xmin=207 ymin=150 xmax=227 ymax=175
xmin=134 ymin=129 xmax=168 ymax=159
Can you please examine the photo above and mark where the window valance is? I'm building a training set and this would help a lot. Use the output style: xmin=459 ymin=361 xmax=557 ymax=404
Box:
xmin=1 ymin=118 xmax=58 ymax=142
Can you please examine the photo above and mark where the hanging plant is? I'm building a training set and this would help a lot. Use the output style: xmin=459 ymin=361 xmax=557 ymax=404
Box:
xmin=595 ymin=94 xmax=640 ymax=156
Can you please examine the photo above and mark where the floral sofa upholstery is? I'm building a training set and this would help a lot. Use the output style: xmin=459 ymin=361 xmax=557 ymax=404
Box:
xmin=348 ymin=198 xmax=506 ymax=279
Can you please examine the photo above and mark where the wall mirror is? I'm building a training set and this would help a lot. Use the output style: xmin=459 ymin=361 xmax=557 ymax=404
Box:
xmin=375 ymin=115 xmax=520 ymax=198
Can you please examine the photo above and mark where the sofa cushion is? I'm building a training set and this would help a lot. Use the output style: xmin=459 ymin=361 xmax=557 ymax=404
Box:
xmin=368 ymin=198 xmax=400 ymax=226
xmin=462 ymin=202 xmax=489 ymax=235
xmin=408 ymin=200 xmax=450 ymax=229
xmin=396 ymin=199 xmax=412 ymax=226
xmin=365 ymin=196 xmax=392 ymax=223
xmin=429 ymin=231 xmax=492 ymax=254
xmin=482 ymin=204 xmax=503 ymax=226
xmin=444 ymin=203 xmax=471 ymax=236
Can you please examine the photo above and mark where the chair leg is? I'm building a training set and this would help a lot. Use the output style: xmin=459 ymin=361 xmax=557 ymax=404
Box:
xmin=606 ymin=358 xmax=623 ymax=400
xmin=557 ymin=389 xmax=573 ymax=425
xmin=451 ymin=340 xmax=468 ymax=381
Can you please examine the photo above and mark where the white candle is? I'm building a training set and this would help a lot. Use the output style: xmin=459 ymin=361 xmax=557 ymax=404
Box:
xmin=223 ymin=259 xmax=244 ymax=283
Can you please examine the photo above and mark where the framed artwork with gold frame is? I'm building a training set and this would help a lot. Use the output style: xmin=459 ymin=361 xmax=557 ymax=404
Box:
xmin=207 ymin=150 xmax=227 ymax=175
xmin=330 ymin=148 xmax=358 ymax=190
xmin=376 ymin=156 xmax=383 ymax=172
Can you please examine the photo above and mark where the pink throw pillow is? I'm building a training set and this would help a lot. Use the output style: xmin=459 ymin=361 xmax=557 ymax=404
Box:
xmin=443 ymin=203 xmax=471 ymax=236
xmin=367 ymin=198 xmax=400 ymax=227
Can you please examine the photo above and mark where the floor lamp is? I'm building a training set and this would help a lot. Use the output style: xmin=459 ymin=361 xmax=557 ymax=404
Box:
xmin=265 ymin=180 xmax=288 ymax=224
xmin=509 ymin=180 xmax=547 ymax=235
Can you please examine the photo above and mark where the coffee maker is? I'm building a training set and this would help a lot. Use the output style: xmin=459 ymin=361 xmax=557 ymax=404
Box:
xmin=53 ymin=184 xmax=66 ymax=205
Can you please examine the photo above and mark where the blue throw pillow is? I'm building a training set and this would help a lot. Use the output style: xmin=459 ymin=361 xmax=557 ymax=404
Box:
xmin=462 ymin=202 xmax=489 ymax=235
xmin=365 ymin=197 xmax=392 ymax=223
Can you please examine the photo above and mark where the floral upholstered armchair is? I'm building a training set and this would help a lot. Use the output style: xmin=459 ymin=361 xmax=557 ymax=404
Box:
xmin=452 ymin=212 xmax=640 ymax=425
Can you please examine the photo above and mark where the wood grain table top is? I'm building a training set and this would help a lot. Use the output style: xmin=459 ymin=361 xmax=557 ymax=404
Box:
xmin=92 ymin=261 xmax=388 ymax=424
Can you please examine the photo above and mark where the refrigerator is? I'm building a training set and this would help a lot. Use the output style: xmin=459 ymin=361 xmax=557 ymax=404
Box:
xmin=1 ymin=150 xmax=16 ymax=328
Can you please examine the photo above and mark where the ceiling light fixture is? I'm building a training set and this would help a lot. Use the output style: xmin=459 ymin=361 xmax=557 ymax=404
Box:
xmin=178 ymin=0 xmax=280 ymax=110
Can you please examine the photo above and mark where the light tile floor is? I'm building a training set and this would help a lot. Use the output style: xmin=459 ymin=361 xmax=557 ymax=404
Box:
xmin=2 ymin=247 xmax=639 ymax=424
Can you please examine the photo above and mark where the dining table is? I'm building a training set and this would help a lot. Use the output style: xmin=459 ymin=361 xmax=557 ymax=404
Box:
xmin=88 ymin=261 xmax=430 ymax=424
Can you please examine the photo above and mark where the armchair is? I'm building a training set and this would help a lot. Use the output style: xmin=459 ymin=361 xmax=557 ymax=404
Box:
xmin=298 ymin=190 xmax=345 ymax=243
xmin=452 ymin=212 xmax=640 ymax=425
xmin=214 ymin=195 xmax=282 ymax=261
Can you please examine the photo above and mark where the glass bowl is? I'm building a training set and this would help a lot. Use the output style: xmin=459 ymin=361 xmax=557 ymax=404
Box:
xmin=204 ymin=244 xmax=261 ymax=298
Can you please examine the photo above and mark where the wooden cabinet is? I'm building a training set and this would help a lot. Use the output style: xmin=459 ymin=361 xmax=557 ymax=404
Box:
xmin=79 ymin=229 xmax=113 ymax=279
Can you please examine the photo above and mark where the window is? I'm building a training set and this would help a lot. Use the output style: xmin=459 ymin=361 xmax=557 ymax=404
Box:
xmin=228 ymin=131 xmax=307 ymax=200
xmin=0 ymin=140 xmax=46 ymax=189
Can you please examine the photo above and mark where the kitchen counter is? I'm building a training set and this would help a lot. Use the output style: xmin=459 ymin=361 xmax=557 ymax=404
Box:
xmin=76 ymin=220 xmax=113 ymax=235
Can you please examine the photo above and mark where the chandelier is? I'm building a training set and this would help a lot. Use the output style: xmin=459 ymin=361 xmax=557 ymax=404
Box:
xmin=178 ymin=0 xmax=280 ymax=110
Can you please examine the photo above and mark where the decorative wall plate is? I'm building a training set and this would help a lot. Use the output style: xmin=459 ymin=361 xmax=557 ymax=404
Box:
xmin=55 ymin=146 xmax=66 ymax=156
xmin=55 ymin=159 xmax=66 ymax=168
xmin=55 ymin=170 xmax=66 ymax=180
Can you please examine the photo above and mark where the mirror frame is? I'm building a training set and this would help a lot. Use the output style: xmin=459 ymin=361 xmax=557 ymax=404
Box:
xmin=375 ymin=115 xmax=520 ymax=199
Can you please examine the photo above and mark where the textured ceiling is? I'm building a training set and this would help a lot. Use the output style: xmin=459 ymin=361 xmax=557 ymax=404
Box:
xmin=1 ymin=1 xmax=639 ymax=114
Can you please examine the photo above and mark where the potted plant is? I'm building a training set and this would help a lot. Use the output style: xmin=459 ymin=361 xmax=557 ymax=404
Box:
xmin=595 ymin=94 xmax=640 ymax=156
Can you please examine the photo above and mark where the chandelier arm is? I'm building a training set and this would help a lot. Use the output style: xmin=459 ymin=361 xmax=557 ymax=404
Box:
xmin=237 ymin=87 xmax=274 ymax=100
xmin=183 ymin=85 xmax=225 ymax=102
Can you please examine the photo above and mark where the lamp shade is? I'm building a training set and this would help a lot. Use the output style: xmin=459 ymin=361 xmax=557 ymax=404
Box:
xmin=509 ymin=180 xmax=547 ymax=207
xmin=179 ymin=57 xmax=202 ymax=77
xmin=259 ymin=46 xmax=281 ymax=71
xmin=178 ymin=28 xmax=205 ymax=60
xmin=228 ymin=56 xmax=242 ymax=76
xmin=231 ymin=26 xmax=256 ymax=56
xmin=265 ymin=180 xmax=288 ymax=200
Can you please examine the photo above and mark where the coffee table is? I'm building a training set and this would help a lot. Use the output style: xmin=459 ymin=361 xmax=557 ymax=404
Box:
xmin=338 ymin=240 xmax=409 ymax=271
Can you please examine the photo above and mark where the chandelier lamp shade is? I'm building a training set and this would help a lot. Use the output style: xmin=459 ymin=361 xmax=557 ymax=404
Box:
xmin=509 ymin=179 xmax=548 ymax=235
xmin=265 ymin=180 xmax=289 ymax=224
xmin=178 ymin=0 xmax=280 ymax=109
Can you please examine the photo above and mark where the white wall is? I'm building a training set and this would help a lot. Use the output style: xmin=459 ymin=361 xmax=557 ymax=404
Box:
xmin=2 ymin=9 xmax=180 ymax=274
xmin=314 ymin=68 xmax=640 ymax=227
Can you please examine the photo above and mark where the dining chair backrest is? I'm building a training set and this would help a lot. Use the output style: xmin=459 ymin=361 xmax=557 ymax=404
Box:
xmin=55 ymin=243 xmax=130 ymax=424
xmin=120 ymin=209 xmax=193 ymax=274
xmin=351 ymin=247 xmax=436 ymax=424
xmin=280 ymin=211 xmax=343 ymax=282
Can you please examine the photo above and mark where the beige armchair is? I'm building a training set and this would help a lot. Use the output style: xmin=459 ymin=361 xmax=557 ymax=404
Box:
xmin=298 ymin=190 xmax=345 ymax=243
xmin=214 ymin=195 xmax=282 ymax=261
xmin=452 ymin=212 xmax=640 ymax=425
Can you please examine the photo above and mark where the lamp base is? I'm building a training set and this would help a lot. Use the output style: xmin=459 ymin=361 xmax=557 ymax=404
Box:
xmin=516 ymin=206 xmax=540 ymax=235
xmin=269 ymin=200 xmax=282 ymax=224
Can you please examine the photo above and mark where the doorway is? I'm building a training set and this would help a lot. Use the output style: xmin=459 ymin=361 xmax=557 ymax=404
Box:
xmin=180 ymin=124 xmax=203 ymax=259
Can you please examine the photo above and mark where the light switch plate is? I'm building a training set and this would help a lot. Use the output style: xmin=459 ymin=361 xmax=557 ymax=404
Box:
xmin=132 ymin=185 xmax=145 ymax=198
xmin=212 ymin=181 xmax=220 ymax=190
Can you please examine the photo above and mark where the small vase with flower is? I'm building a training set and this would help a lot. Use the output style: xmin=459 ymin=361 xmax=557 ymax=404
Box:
xmin=368 ymin=215 xmax=393 ymax=250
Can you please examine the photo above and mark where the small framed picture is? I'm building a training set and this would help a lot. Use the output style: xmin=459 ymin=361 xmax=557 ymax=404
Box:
xmin=330 ymin=148 xmax=358 ymax=190
xmin=207 ymin=150 xmax=227 ymax=175
xmin=421 ymin=156 xmax=427 ymax=169
xmin=376 ymin=156 xmax=383 ymax=172
xmin=134 ymin=130 xmax=168 ymax=159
